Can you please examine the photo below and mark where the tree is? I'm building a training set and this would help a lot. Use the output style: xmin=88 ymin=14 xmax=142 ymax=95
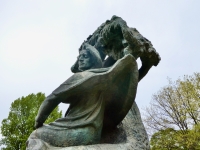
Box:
xmin=150 ymin=128 xmax=179 ymax=150
xmin=142 ymin=73 xmax=200 ymax=149
xmin=150 ymin=125 xmax=200 ymax=150
xmin=0 ymin=92 xmax=62 ymax=150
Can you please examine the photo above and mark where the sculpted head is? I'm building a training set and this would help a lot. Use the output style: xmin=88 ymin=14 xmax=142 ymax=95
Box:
xmin=77 ymin=43 xmax=102 ymax=71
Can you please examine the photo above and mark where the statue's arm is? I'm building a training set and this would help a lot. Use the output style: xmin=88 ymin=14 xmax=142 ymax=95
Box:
xmin=138 ymin=49 xmax=160 ymax=82
xmin=35 ymin=94 xmax=62 ymax=129
xmin=138 ymin=63 xmax=152 ymax=82
xmin=103 ymin=54 xmax=152 ymax=82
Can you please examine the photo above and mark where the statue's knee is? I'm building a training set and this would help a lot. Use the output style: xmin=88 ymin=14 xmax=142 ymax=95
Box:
xmin=26 ymin=138 xmax=47 ymax=150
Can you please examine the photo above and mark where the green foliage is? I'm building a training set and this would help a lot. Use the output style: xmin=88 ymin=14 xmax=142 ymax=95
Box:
xmin=151 ymin=128 xmax=179 ymax=150
xmin=0 ymin=92 xmax=62 ymax=150
xmin=151 ymin=126 xmax=200 ymax=150
xmin=143 ymin=72 xmax=200 ymax=149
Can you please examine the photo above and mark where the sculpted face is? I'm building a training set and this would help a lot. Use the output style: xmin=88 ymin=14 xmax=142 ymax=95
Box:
xmin=78 ymin=50 xmax=93 ymax=71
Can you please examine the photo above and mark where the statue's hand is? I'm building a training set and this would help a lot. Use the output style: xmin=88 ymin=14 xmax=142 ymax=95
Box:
xmin=140 ymin=47 xmax=161 ymax=67
xmin=123 ymin=46 xmax=131 ymax=56
xmin=34 ymin=121 xmax=43 ymax=129
xmin=123 ymin=46 xmax=139 ymax=60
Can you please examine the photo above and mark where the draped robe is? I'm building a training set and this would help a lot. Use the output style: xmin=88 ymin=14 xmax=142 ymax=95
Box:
xmin=27 ymin=54 xmax=138 ymax=147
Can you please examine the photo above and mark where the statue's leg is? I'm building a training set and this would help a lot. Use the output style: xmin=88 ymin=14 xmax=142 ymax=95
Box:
xmin=27 ymin=125 xmax=101 ymax=148
xmin=26 ymin=130 xmax=48 ymax=150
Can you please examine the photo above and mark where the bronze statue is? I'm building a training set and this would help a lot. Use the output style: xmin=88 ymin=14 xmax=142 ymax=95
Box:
xmin=26 ymin=16 xmax=160 ymax=150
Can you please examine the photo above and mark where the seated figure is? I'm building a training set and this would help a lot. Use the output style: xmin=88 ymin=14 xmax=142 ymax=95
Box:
xmin=26 ymin=43 xmax=139 ymax=148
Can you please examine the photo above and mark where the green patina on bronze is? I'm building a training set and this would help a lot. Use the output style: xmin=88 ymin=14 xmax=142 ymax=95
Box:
xmin=29 ymin=52 xmax=138 ymax=147
xmin=26 ymin=16 xmax=161 ymax=149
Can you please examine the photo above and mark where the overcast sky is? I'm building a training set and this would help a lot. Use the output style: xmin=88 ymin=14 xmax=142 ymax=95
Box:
xmin=0 ymin=0 xmax=200 ymax=136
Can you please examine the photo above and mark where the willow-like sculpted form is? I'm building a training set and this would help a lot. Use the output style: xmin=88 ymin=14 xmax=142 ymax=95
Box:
xmin=27 ymin=16 xmax=160 ymax=150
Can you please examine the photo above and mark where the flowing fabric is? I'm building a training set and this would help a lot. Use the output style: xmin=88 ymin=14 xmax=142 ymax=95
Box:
xmin=27 ymin=54 xmax=138 ymax=147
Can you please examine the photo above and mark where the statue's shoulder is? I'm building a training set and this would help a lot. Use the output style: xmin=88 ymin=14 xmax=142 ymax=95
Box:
xmin=62 ymin=71 xmax=95 ymax=85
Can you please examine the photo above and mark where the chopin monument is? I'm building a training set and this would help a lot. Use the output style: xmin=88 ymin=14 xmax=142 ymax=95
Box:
xmin=26 ymin=16 xmax=160 ymax=150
